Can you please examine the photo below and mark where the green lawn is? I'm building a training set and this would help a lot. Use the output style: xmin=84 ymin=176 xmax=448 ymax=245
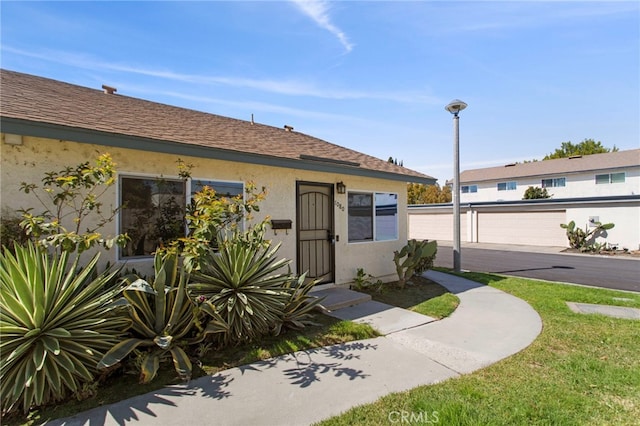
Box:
xmin=319 ymin=272 xmax=640 ymax=425
xmin=359 ymin=275 xmax=460 ymax=319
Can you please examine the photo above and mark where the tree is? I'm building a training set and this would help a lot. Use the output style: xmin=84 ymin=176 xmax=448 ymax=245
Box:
xmin=543 ymin=139 xmax=617 ymax=160
xmin=407 ymin=183 xmax=451 ymax=204
xmin=18 ymin=153 xmax=128 ymax=254
xmin=523 ymin=186 xmax=551 ymax=200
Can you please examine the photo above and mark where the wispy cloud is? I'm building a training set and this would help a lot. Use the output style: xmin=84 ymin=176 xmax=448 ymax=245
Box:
xmin=2 ymin=46 xmax=440 ymax=104
xmin=290 ymin=0 xmax=354 ymax=53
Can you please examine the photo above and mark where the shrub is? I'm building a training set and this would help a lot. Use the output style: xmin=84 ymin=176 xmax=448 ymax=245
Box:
xmin=0 ymin=243 xmax=130 ymax=414
xmin=18 ymin=153 xmax=128 ymax=254
xmin=97 ymin=252 xmax=227 ymax=384
xmin=350 ymin=268 xmax=383 ymax=291
xmin=523 ymin=186 xmax=551 ymax=199
xmin=190 ymin=223 xmax=296 ymax=345
xmin=0 ymin=210 xmax=29 ymax=254
xmin=275 ymin=272 xmax=324 ymax=335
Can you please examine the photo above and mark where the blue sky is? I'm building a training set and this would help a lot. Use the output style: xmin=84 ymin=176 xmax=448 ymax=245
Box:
xmin=1 ymin=1 xmax=638 ymax=184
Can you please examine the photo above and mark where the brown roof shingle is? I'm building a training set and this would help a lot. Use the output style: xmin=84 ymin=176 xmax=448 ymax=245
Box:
xmin=0 ymin=69 xmax=434 ymax=183
xmin=460 ymin=149 xmax=640 ymax=183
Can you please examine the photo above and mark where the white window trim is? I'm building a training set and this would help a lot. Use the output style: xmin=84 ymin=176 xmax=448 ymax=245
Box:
xmin=595 ymin=172 xmax=626 ymax=184
xmin=541 ymin=177 xmax=566 ymax=188
xmin=347 ymin=190 xmax=399 ymax=244
xmin=497 ymin=181 xmax=517 ymax=191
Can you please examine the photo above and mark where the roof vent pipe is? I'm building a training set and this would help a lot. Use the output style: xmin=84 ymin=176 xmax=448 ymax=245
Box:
xmin=102 ymin=85 xmax=117 ymax=94
xmin=284 ymin=125 xmax=294 ymax=132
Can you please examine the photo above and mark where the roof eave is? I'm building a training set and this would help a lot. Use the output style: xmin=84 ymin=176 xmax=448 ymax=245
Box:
xmin=1 ymin=117 xmax=435 ymax=185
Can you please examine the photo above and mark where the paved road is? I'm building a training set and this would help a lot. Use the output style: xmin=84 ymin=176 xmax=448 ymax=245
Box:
xmin=435 ymin=245 xmax=640 ymax=293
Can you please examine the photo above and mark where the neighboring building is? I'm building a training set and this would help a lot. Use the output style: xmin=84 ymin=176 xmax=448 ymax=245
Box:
xmin=0 ymin=69 xmax=435 ymax=285
xmin=457 ymin=149 xmax=640 ymax=203
xmin=410 ymin=150 xmax=640 ymax=250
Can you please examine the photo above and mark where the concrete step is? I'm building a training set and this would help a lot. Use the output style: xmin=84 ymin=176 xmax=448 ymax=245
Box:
xmin=312 ymin=287 xmax=372 ymax=312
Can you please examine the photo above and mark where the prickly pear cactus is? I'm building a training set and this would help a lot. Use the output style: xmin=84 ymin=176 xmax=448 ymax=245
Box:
xmin=393 ymin=239 xmax=438 ymax=288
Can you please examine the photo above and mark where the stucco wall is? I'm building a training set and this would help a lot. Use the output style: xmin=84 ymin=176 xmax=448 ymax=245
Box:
xmin=1 ymin=134 xmax=407 ymax=285
xmin=565 ymin=204 xmax=640 ymax=251
xmin=461 ymin=168 xmax=640 ymax=203
xmin=408 ymin=200 xmax=640 ymax=250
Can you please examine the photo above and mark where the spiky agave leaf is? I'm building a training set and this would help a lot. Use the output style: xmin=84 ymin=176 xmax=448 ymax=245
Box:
xmin=190 ymin=239 xmax=293 ymax=345
xmin=274 ymin=273 xmax=324 ymax=335
xmin=99 ymin=252 xmax=217 ymax=384
xmin=0 ymin=242 xmax=130 ymax=414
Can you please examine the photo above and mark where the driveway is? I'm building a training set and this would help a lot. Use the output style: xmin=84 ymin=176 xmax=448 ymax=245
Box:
xmin=434 ymin=242 xmax=640 ymax=293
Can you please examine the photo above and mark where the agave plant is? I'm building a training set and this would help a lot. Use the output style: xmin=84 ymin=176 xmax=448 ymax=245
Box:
xmin=97 ymin=252 xmax=227 ymax=384
xmin=190 ymin=235 xmax=294 ymax=345
xmin=273 ymin=272 xmax=324 ymax=335
xmin=0 ymin=243 xmax=130 ymax=414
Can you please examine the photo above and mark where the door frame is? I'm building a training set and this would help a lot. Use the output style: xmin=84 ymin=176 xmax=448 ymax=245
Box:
xmin=295 ymin=181 xmax=336 ymax=284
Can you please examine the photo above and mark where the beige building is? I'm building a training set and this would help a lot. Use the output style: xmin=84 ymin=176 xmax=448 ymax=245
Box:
xmin=0 ymin=69 xmax=435 ymax=285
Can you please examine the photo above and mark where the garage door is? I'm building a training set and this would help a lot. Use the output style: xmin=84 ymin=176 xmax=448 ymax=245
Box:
xmin=478 ymin=211 xmax=567 ymax=246
xmin=408 ymin=213 xmax=466 ymax=242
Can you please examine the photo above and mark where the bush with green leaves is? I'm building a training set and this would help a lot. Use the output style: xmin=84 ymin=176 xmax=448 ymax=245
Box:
xmin=18 ymin=153 xmax=128 ymax=254
xmin=523 ymin=186 xmax=551 ymax=199
xmin=0 ymin=210 xmax=29 ymax=254
xmin=97 ymin=252 xmax=227 ymax=384
xmin=0 ymin=243 xmax=130 ymax=414
xmin=350 ymin=268 xmax=383 ymax=291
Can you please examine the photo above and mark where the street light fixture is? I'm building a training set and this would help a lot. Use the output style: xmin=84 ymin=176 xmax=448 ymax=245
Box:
xmin=445 ymin=99 xmax=467 ymax=273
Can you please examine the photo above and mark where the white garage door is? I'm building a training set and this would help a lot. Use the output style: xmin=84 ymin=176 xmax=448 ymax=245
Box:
xmin=478 ymin=211 xmax=567 ymax=246
xmin=408 ymin=213 xmax=466 ymax=242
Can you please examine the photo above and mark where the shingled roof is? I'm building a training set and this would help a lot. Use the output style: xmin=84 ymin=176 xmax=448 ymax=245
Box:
xmin=460 ymin=149 xmax=640 ymax=184
xmin=0 ymin=69 xmax=434 ymax=184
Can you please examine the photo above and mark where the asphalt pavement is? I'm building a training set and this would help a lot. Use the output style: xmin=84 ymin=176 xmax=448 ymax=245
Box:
xmin=435 ymin=241 xmax=640 ymax=293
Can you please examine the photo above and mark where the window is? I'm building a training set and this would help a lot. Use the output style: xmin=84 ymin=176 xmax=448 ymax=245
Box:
xmin=120 ymin=176 xmax=186 ymax=258
xmin=541 ymin=177 xmax=566 ymax=188
xmin=191 ymin=179 xmax=243 ymax=198
xmin=595 ymin=172 xmax=625 ymax=184
xmin=497 ymin=181 xmax=517 ymax=191
xmin=461 ymin=185 xmax=478 ymax=193
xmin=119 ymin=176 xmax=243 ymax=258
xmin=348 ymin=192 xmax=398 ymax=242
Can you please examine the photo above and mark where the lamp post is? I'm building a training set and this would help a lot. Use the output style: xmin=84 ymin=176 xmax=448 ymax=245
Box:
xmin=445 ymin=99 xmax=467 ymax=273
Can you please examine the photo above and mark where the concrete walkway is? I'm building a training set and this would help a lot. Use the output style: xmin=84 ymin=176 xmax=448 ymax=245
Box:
xmin=49 ymin=271 xmax=542 ymax=426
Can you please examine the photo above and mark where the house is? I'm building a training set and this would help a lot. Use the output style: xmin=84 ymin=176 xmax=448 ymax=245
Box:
xmin=458 ymin=149 xmax=640 ymax=203
xmin=0 ymin=69 xmax=435 ymax=285
xmin=409 ymin=150 xmax=640 ymax=250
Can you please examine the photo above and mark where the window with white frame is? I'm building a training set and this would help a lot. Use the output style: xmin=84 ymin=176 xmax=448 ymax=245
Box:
xmin=348 ymin=192 xmax=398 ymax=242
xmin=461 ymin=184 xmax=478 ymax=193
xmin=541 ymin=177 xmax=566 ymax=188
xmin=119 ymin=176 xmax=243 ymax=258
xmin=595 ymin=172 xmax=625 ymax=184
xmin=497 ymin=181 xmax=517 ymax=191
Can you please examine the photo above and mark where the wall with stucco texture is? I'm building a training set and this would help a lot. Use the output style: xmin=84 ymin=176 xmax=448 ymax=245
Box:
xmin=1 ymin=134 xmax=408 ymax=285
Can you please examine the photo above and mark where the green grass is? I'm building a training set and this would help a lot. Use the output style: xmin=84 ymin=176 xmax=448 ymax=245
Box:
xmin=6 ymin=314 xmax=379 ymax=426
xmin=361 ymin=276 xmax=460 ymax=319
xmin=319 ymin=272 xmax=640 ymax=426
